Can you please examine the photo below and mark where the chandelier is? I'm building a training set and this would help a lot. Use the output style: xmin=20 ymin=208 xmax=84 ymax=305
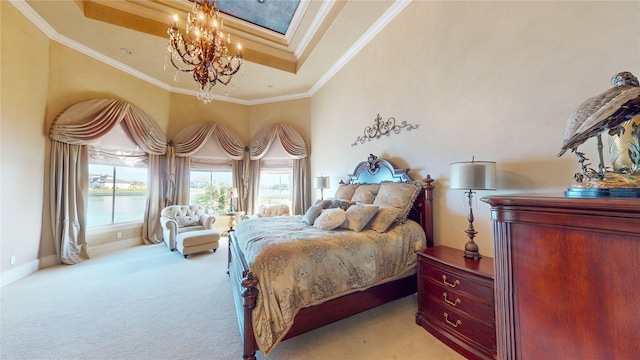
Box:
xmin=166 ymin=0 xmax=243 ymax=104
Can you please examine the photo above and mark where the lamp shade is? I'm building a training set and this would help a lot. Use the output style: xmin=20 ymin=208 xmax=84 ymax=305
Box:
xmin=314 ymin=176 xmax=330 ymax=189
xmin=450 ymin=161 xmax=497 ymax=190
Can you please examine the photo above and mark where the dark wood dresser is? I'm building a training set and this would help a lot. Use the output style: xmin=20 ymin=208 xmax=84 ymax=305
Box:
xmin=416 ymin=246 xmax=496 ymax=360
xmin=481 ymin=195 xmax=640 ymax=360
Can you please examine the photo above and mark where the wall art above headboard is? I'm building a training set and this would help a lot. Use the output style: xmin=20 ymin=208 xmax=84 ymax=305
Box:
xmin=351 ymin=113 xmax=419 ymax=146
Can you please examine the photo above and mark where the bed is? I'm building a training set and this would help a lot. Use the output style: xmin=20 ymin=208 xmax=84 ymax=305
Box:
xmin=228 ymin=154 xmax=435 ymax=359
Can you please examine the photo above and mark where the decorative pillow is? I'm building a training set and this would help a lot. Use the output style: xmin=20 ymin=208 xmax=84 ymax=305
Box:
xmin=332 ymin=183 xmax=358 ymax=200
xmin=313 ymin=208 xmax=347 ymax=230
xmin=340 ymin=204 xmax=379 ymax=232
xmin=328 ymin=199 xmax=356 ymax=211
xmin=372 ymin=181 xmax=422 ymax=224
xmin=351 ymin=184 xmax=380 ymax=204
xmin=175 ymin=215 xmax=200 ymax=227
xmin=313 ymin=199 xmax=332 ymax=208
xmin=367 ymin=207 xmax=403 ymax=233
xmin=303 ymin=205 xmax=325 ymax=225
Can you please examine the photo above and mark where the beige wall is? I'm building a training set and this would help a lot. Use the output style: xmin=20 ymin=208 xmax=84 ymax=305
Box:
xmin=167 ymin=93 xmax=249 ymax=143
xmin=248 ymin=98 xmax=311 ymax=147
xmin=45 ymin=43 xmax=171 ymax=133
xmin=310 ymin=1 xmax=640 ymax=257
xmin=0 ymin=4 xmax=310 ymax=282
xmin=1 ymin=2 xmax=51 ymax=275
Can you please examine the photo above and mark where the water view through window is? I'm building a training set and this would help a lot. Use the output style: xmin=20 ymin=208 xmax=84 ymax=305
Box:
xmin=88 ymin=165 xmax=147 ymax=227
xmin=259 ymin=172 xmax=291 ymax=207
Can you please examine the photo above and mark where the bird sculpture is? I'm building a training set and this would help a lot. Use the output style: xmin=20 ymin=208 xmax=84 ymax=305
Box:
xmin=558 ymin=71 xmax=640 ymax=181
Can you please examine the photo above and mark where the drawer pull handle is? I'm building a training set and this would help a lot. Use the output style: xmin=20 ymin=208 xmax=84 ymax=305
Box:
xmin=443 ymin=292 xmax=461 ymax=306
xmin=442 ymin=275 xmax=460 ymax=288
xmin=444 ymin=312 xmax=461 ymax=328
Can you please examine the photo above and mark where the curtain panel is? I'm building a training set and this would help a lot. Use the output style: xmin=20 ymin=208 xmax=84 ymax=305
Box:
xmin=49 ymin=142 xmax=89 ymax=264
xmin=249 ymin=123 xmax=310 ymax=215
xmin=167 ymin=121 xmax=246 ymax=209
xmin=48 ymin=99 xmax=167 ymax=264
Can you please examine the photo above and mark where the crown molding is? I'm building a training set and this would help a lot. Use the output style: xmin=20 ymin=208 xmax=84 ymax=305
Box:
xmin=294 ymin=0 xmax=334 ymax=59
xmin=55 ymin=33 xmax=172 ymax=91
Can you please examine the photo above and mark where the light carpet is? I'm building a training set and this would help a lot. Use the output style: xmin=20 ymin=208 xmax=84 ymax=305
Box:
xmin=0 ymin=239 xmax=463 ymax=360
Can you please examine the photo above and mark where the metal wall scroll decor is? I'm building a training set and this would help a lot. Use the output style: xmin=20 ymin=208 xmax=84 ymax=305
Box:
xmin=351 ymin=114 xmax=419 ymax=146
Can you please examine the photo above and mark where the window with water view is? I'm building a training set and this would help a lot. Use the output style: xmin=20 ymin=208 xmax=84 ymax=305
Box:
xmin=259 ymin=171 xmax=292 ymax=208
xmin=87 ymin=164 xmax=147 ymax=227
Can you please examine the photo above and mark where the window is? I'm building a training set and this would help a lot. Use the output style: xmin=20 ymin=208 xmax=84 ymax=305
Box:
xmin=88 ymin=164 xmax=147 ymax=227
xmin=190 ymin=170 xmax=233 ymax=213
xmin=259 ymin=170 xmax=292 ymax=208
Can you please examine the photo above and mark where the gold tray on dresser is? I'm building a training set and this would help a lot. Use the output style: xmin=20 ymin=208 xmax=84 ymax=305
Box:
xmin=416 ymin=246 xmax=496 ymax=360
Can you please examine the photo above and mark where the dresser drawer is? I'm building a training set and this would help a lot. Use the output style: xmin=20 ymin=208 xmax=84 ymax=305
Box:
xmin=422 ymin=280 xmax=495 ymax=325
xmin=420 ymin=260 xmax=494 ymax=301
xmin=422 ymin=299 xmax=496 ymax=353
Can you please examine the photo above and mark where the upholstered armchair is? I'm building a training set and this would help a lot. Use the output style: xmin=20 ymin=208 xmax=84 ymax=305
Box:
xmin=160 ymin=205 xmax=216 ymax=251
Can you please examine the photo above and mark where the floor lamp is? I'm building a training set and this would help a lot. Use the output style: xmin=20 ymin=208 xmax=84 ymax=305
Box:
xmin=314 ymin=176 xmax=330 ymax=201
xmin=450 ymin=159 xmax=496 ymax=259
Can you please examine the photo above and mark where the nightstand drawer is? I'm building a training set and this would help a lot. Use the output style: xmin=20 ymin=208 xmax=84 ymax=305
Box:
xmin=422 ymin=280 xmax=494 ymax=325
xmin=420 ymin=260 xmax=494 ymax=301
xmin=416 ymin=246 xmax=496 ymax=359
xmin=423 ymin=300 xmax=496 ymax=353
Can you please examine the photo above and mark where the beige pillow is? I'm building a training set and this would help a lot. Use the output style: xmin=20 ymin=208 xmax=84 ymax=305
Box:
xmin=313 ymin=199 xmax=332 ymax=208
xmin=372 ymin=181 xmax=422 ymax=224
xmin=303 ymin=204 xmax=325 ymax=225
xmin=351 ymin=184 xmax=380 ymax=204
xmin=313 ymin=208 xmax=347 ymax=230
xmin=175 ymin=215 xmax=200 ymax=227
xmin=340 ymin=204 xmax=379 ymax=232
xmin=333 ymin=184 xmax=358 ymax=200
xmin=367 ymin=207 xmax=403 ymax=233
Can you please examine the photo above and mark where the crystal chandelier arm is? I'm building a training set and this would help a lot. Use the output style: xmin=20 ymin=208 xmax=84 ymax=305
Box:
xmin=168 ymin=31 xmax=200 ymax=69
xmin=170 ymin=55 xmax=195 ymax=73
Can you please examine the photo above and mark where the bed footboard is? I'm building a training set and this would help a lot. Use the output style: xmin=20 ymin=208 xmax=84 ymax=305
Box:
xmin=228 ymin=231 xmax=259 ymax=360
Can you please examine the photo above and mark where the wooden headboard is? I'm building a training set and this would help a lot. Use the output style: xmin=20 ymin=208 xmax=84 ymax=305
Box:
xmin=342 ymin=154 xmax=435 ymax=248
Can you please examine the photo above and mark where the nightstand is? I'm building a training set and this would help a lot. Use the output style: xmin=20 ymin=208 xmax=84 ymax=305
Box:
xmin=416 ymin=246 xmax=496 ymax=360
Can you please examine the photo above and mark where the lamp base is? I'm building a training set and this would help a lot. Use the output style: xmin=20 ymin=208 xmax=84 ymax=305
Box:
xmin=463 ymin=240 xmax=482 ymax=260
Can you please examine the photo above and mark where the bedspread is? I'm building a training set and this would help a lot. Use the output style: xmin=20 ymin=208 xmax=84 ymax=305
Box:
xmin=233 ymin=215 xmax=427 ymax=355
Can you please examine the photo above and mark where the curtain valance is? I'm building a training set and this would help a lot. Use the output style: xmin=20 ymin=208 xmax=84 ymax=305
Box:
xmin=49 ymin=98 xmax=166 ymax=155
xmin=171 ymin=121 xmax=245 ymax=160
xmin=250 ymin=123 xmax=308 ymax=160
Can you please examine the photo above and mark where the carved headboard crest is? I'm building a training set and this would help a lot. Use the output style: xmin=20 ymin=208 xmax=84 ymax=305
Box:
xmin=345 ymin=154 xmax=411 ymax=184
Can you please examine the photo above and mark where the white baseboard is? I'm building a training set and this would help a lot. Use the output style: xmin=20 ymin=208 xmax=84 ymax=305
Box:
xmin=1 ymin=258 xmax=40 ymax=288
xmin=88 ymin=237 xmax=143 ymax=258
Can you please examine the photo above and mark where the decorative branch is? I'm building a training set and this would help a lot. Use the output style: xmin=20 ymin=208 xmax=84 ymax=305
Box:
xmin=351 ymin=114 xmax=419 ymax=146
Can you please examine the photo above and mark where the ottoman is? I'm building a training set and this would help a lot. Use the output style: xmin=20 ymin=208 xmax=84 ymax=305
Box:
xmin=175 ymin=229 xmax=220 ymax=258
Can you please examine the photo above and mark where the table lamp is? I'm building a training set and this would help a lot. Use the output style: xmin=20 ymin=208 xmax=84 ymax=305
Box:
xmin=314 ymin=176 xmax=330 ymax=200
xmin=450 ymin=158 xmax=496 ymax=259
xmin=229 ymin=187 xmax=238 ymax=212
